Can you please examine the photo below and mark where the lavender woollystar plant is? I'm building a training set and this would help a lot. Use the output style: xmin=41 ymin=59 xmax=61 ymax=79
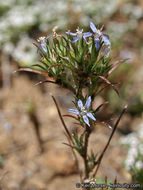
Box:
xmin=20 ymin=20 xmax=127 ymax=182
xmin=68 ymin=96 xmax=96 ymax=127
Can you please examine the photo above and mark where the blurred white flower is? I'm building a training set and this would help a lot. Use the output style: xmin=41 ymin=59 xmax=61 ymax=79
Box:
xmin=3 ymin=42 xmax=14 ymax=54
xmin=120 ymin=122 xmax=143 ymax=172
xmin=120 ymin=133 xmax=139 ymax=147
xmin=139 ymin=144 xmax=143 ymax=155
xmin=125 ymin=156 xmax=135 ymax=171
xmin=138 ymin=124 xmax=143 ymax=139
xmin=135 ymin=161 xmax=143 ymax=170
xmin=128 ymin=147 xmax=138 ymax=158
xmin=13 ymin=35 xmax=38 ymax=64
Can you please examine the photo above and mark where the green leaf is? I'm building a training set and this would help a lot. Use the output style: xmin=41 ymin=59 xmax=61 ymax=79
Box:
xmin=32 ymin=64 xmax=47 ymax=71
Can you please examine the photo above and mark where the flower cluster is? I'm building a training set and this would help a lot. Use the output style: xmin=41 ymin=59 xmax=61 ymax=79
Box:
xmin=66 ymin=22 xmax=111 ymax=58
xmin=38 ymin=22 xmax=111 ymax=58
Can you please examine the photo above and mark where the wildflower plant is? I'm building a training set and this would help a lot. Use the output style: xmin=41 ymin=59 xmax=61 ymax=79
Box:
xmin=19 ymin=21 xmax=127 ymax=188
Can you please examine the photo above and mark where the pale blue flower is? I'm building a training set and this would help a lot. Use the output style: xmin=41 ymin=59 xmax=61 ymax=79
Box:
xmin=90 ymin=22 xmax=111 ymax=53
xmin=46 ymin=33 xmax=53 ymax=40
xmin=68 ymin=96 xmax=96 ymax=127
xmin=66 ymin=29 xmax=92 ymax=44
xmin=95 ymin=38 xmax=100 ymax=50
xmin=41 ymin=41 xmax=47 ymax=52
xmin=37 ymin=36 xmax=47 ymax=52
xmin=37 ymin=34 xmax=53 ymax=52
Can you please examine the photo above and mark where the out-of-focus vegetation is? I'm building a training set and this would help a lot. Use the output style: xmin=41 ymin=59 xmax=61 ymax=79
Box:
xmin=120 ymin=124 xmax=143 ymax=186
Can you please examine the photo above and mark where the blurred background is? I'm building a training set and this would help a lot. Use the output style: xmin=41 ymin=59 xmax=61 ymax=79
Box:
xmin=0 ymin=0 xmax=143 ymax=189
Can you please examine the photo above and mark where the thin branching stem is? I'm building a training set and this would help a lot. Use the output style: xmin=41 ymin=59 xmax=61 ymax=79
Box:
xmin=93 ymin=105 xmax=127 ymax=177
xmin=34 ymin=80 xmax=56 ymax=86
xmin=15 ymin=68 xmax=54 ymax=79
xmin=52 ymin=95 xmax=73 ymax=143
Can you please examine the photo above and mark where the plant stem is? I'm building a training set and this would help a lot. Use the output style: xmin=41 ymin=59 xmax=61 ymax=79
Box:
xmin=93 ymin=105 xmax=127 ymax=177
xmin=29 ymin=111 xmax=44 ymax=153
xmin=83 ymin=126 xmax=91 ymax=180
xmin=52 ymin=95 xmax=73 ymax=143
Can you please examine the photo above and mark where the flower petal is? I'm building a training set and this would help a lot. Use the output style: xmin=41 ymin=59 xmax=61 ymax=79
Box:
xmin=83 ymin=115 xmax=90 ymax=126
xmin=41 ymin=42 xmax=47 ymax=52
xmin=102 ymin=32 xmax=109 ymax=39
xmin=83 ymin=36 xmax=88 ymax=44
xmin=102 ymin=36 xmax=111 ymax=46
xmin=95 ymin=38 xmax=100 ymax=50
xmin=90 ymin=22 xmax=98 ymax=33
xmin=78 ymin=99 xmax=83 ymax=109
xmin=85 ymin=96 xmax=91 ymax=110
xmin=83 ymin=32 xmax=92 ymax=44
xmin=83 ymin=32 xmax=92 ymax=38
xmin=46 ymin=33 xmax=52 ymax=40
xmin=66 ymin=31 xmax=77 ymax=36
xmin=72 ymin=37 xmax=79 ymax=43
xmin=87 ymin=112 xmax=96 ymax=121
xmin=68 ymin=109 xmax=80 ymax=115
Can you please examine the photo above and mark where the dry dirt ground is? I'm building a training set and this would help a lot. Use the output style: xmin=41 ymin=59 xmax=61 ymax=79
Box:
xmin=0 ymin=72 xmax=142 ymax=190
